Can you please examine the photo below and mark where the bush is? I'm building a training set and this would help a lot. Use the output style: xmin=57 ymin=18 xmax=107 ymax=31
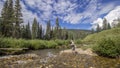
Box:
xmin=29 ymin=40 xmax=46 ymax=50
xmin=0 ymin=38 xmax=69 ymax=50
xmin=0 ymin=38 xmax=18 ymax=48
xmin=75 ymin=39 xmax=82 ymax=44
xmin=46 ymin=41 xmax=58 ymax=48
xmin=55 ymin=40 xmax=65 ymax=46
xmin=93 ymin=36 xmax=120 ymax=58
xmin=64 ymin=40 xmax=70 ymax=46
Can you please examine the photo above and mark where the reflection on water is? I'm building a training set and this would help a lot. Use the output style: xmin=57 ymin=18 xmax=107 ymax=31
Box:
xmin=27 ymin=49 xmax=60 ymax=58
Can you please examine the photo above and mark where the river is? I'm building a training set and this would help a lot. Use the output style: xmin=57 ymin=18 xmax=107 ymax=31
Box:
xmin=0 ymin=49 xmax=120 ymax=68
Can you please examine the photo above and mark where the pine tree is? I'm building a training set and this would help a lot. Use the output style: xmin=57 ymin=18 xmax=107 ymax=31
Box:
xmin=37 ymin=23 xmax=40 ymax=39
xmin=37 ymin=23 xmax=43 ymax=39
xmin=45 ymin=20 xmax=51 ymax=40
xmin=59 ymin=27 xmax=62 ymax=39
xmin=68 ymin=32 xmax=73 ymax=40
xmin=32 ymin=18 xmax=38 ymax=39
xmin=26 ymin=22 xmax=31 ymax=39
xmin=62 ymin=27 xmax=66 ymax=40
xmin=1 ymin=0 xmax=9 ymax=36
xmin=107 ymin=23 xmax=111 ymax=29
xmin=65 ymin=30 xmax=68 ymax=40
xmin=103 ymin=18 xmax=108 ymax=30
xmin=91 ymin=28 xmax=94 ymax=34
xmin=55 ymin=17 xmax=59 ymax=30
xmin=96 ymin=24 xmax=100 ymax=33
xmin=54 ymin=17 xmax=60 ymax=39
xmin=0 ymin=17 xmax=2 ymax=35
xmin=39 ymin=25 xmax=43 ymax=39
xmin=50 ymin=27 xmax=54 ymax=39
xmin=1 ymin=0 xmax=23 ymax=38
xmin=61 ymin=27 xmax=68 ymax=40
xmin=1 ymin=0 xmax=14 ymax=37
xmin=117 ymin=18 xmax=120 ymax=27
xmin=7 ymin=0 xmax=14 ymax=37
xmin=21 ymin=25 xmax=26 ymax=38
xmin=14 ymin=0 xmax=23 ymax=38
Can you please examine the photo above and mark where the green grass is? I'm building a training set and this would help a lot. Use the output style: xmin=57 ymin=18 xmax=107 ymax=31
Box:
xmin=0 ymin=36 xmax=83 ymax=55
xmin=82 ymin=28 xmax=120 ymax=58
xmin=83 ymin=28 xmax=120 ymax=44
xmin=0 ymin=38 xmax=72 ymax=55
xmin=75 ymin=39 xmax=82 ymax=44
xmin=0 ymin=38 xmax=70 ymax=50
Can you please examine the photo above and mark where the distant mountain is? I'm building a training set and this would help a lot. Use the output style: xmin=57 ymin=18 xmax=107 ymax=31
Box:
xmin=67 ymin=29 xmax=91 ymax=33
xmin=66 ymin=29 xmax=92 ymax=39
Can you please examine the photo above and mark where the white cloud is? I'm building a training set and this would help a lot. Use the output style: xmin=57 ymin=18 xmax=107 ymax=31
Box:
xmin=98 ymin=3 xmax=115 ymax=15
xmin=92 ymin=6 xmax=120 ymax=29
xmin=23 ymin=0 xmax=79 ymax=24
xmin=64 ymin=13 xmax=83 ymax=24
xmin=105 ymin=6 xmax=120 ymax=24
xmin=21 ymin=1 xmax=38 ymax=24
xmin=0 ymin=0 xmax=103 ymax=25
xmin=53 ymin=0 xmax=77 ymax=14
xmin=23 ymin=0 xmax=54 ymax=21
xmin=78 ymin=0 xmax=98 ymax=23
xmin=92 ymin=18 xmax=103 ymax=29
xmin=0 ymin=1 xmax=4 ymax=17
xmin=54 ymin=0 xmax=99 ymax=24
xmin=20 ymin=1 xmax=46 ymax=30
xmin=81 ymin=0 xmax=116 ymax=24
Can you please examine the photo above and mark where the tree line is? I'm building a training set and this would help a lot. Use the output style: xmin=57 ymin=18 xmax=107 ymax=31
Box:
xmin=0 ymin=0 xmax=71 ymax=40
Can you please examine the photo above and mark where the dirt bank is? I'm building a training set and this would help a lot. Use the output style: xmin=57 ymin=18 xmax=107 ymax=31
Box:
xmin=60 ymin=48 xmax=97 ymax=56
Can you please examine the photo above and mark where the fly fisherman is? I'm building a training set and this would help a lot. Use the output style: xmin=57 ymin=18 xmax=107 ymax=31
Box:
xmin=70 ymin=40 xmax=77 ymax=54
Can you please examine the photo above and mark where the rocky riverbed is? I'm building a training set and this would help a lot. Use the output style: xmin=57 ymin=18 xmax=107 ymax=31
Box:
xmin=0 ymin=54 xmax=39 ymax=68
xmin=0 ymin=49 xmax=120 ymax=68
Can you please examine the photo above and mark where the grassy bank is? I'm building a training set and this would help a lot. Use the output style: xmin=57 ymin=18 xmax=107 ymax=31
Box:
xmin=82 ymin=28 xmax=120 ymax=58
xmin=0 ymin=38 xmax=72 ymax=55
xmin=83 ymin=28 xmax=120 ymax=44
xmin=0 ymin=38 xmax=71 ymax=50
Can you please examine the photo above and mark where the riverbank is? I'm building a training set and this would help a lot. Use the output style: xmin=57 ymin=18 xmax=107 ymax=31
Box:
xmin=0 ymin=54 xmax=39 ymax=68
xmin=0 ymin=49 xmax=120 ymax=68
xmin=0 ymin=38 xmax=70 ymax=49
xmin=60 ymin=48 xmax=97 ymax=56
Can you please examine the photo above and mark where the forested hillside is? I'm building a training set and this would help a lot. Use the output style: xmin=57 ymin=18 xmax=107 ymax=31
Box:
xmin=67 ymin=29 xmax=91 ymax=39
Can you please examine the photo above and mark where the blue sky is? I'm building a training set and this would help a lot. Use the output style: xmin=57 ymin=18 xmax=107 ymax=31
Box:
xmin=0 ymin=0 xmax=120 ymax=30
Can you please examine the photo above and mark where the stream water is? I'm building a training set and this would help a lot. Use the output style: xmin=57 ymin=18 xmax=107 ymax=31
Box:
xmin=0 ymin=49 xmax=120 ymax=68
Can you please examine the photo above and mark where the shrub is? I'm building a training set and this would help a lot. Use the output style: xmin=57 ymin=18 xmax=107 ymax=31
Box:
xmin=93 ymin=36 xmax=120 ymax=58
xmin=64 ymin=40 xmax=70 ymax=46
xmin=29 ymin=40 xmax=46 ymax=50
xmin=55 ymin=40 xmax=65 ymax=46
xmin=0 ymin=38 xmax=13 ymax=48
xmin=75 ymin=39 xmax=82 ymax=44
xmin=11 ymin=39 xmax=28 ymax=48
xmin=46 ymin=41 xmax=58 ymax=48
xmin=0 ymin=38 xmax=70 ymax=50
